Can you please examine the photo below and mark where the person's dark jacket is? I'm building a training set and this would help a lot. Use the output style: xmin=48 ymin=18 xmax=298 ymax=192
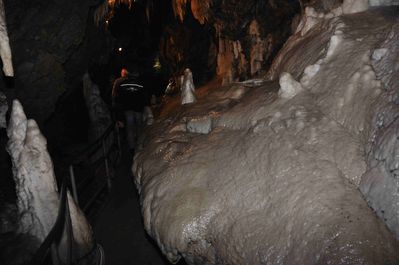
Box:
xmin=112 ymin=75 xmax=148 ymax=117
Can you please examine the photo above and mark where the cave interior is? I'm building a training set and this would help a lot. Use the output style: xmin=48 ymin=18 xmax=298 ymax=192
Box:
xmin=1 ymin=0 xmax=399 ymax=264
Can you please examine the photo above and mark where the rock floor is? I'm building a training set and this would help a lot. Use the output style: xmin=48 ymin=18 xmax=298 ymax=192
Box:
xmin=92 ymin=148 xmax=181 ymax=265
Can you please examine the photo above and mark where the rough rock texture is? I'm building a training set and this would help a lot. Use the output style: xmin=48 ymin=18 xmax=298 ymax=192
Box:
xmin=162 ymin=0 xmax=299 ymax=85
xmin=133 ymin=6 xmax=399 ymax=265
xmin=360 ymin=18 xmax=399 ymax=240
xmin=342 ymin=0 xmax=369 ymax=14
xmin=82 ymin=72 xmax=112 ymax=161
xmin=0 ymin=0 xmax=13 ymax=77
xmin=2 ymin=0 xmax=112 ymax=123
xmin=6 ymin=100 xmax=93 ymax=262
xmin=83 ymin=72 xmax=112 ymax=139
xmin=159 ymin=13 xmax=215 ymax=86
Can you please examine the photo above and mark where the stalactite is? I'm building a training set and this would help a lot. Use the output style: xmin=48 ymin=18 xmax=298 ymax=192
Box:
xmin=94 ymin=0 xmax=134 ymax=25
xmin=94 ymin=1 xmax=110 ymax=25
xmin=96 ymin=0 xmax=213 ymax=25
xmin=171 ymin=0 xmax=187 ymax=22
xmin=190 ymin=0 xmax=211 ymax=24
xmin=171 ymin=0 xmax=212 ymax=24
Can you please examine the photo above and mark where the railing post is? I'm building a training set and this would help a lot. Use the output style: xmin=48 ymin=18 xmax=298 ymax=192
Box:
xmin=102 ymin=139 xmax=112 ymax=191
xmin=69 ymin=165 xmax=79 ymax=206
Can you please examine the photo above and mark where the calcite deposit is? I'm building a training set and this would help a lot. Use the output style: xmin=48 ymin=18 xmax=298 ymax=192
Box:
xmin=0 ymin=0 xmax=13 ymax=77
xmin=181 ymin=68 xmax=197 ymax=105
xmin=6 ymin=100 xmax=94 ymax=262
xmin=133 ymin=4 xmax=399 ymax=265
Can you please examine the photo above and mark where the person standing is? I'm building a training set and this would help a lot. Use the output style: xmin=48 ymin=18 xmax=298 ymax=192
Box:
xmin=112 ymin=68 xmax=146 ymax=154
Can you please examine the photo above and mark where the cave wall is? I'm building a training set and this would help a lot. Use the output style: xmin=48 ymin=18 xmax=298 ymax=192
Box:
xmin=159 ymin=10 xmax=215 ymax=86
xmin=2 ymin=0 xmax=113 ymax=124
xmin=0 ymin=0 xmax=345 ymax=122
xmin=162 ymin=0 xmax=301 ymax=85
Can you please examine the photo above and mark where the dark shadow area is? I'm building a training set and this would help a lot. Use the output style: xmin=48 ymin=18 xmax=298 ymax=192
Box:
xmin=93 ymin=141 xmax=188 ymax=265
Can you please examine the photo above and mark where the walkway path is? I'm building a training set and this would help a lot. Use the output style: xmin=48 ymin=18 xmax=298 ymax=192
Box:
xmin=93 ymin=150 xmax=173 ymax=265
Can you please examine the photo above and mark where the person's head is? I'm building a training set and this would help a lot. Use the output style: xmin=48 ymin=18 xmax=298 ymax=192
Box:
xmin=121 ymin=68 xmax=129 ymax=78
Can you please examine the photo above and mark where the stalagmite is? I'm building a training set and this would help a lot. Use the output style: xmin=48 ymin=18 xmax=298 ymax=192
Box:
xmin=133 ymin=6 xmax=399 ymax=265
xmin=181 ymin=68 xmax=196 ymax=105
xmin=278 ymin=72 xmax=303 ymax=99
xmin=6 ymin=100 xmax=94 ymax=262
xmin=83 ymin=72 xmax=112 ymax=137
xmin=0 ymin=0 xmax=13 ymax=76
xmin=83 ymin=72 xmax=113 ymax=160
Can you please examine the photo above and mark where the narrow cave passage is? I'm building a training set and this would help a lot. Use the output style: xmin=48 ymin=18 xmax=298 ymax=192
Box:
xmin=92 ymin=144 xmax=176 ymax=265
xmin=2 ymin=1 xmax=399 ymax=265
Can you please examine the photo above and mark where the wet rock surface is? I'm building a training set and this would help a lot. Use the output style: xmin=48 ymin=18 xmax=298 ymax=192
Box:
xmin=133 ymin=6 xmax=399 ymax=265
xmin=3 ymin=100 xmax=94 ymax=264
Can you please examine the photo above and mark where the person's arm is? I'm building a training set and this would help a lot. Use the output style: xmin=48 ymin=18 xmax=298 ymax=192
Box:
xmin=111 ymin=78 xmax=124 ymax=122
xmin=111 ymin=80 xmax=119 ymax=99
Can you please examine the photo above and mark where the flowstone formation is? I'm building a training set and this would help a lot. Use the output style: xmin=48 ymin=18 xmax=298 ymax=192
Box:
xmin=6 ymin=100 xmax=93 ymax=263
xmin=133 ymin=4 xmax=399 ymax=265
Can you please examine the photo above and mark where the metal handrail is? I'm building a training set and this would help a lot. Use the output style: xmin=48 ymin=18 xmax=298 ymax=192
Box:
xmin=30 ymin=175 xmax=70 ymax=265
xmin=30 ymin=122 xmax=119 ymax=265
xmin=67 ymin=122 xmax=120 ymax=207
xmin=67 ymin=123 xmax=116 ymax=165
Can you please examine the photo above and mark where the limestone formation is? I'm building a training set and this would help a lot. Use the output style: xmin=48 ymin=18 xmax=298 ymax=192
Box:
xmin=0 ymin=0 xmax=13 ymax=77
xmin=6 ymin=100 xmax=94 ymax=262
xmin=133 ymin=6 xmax=399 ymax=265
xmin=83 ymin=72 xmax=113 ymax=161
xmin=181 ymin=68 xmax=196 ymax=105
